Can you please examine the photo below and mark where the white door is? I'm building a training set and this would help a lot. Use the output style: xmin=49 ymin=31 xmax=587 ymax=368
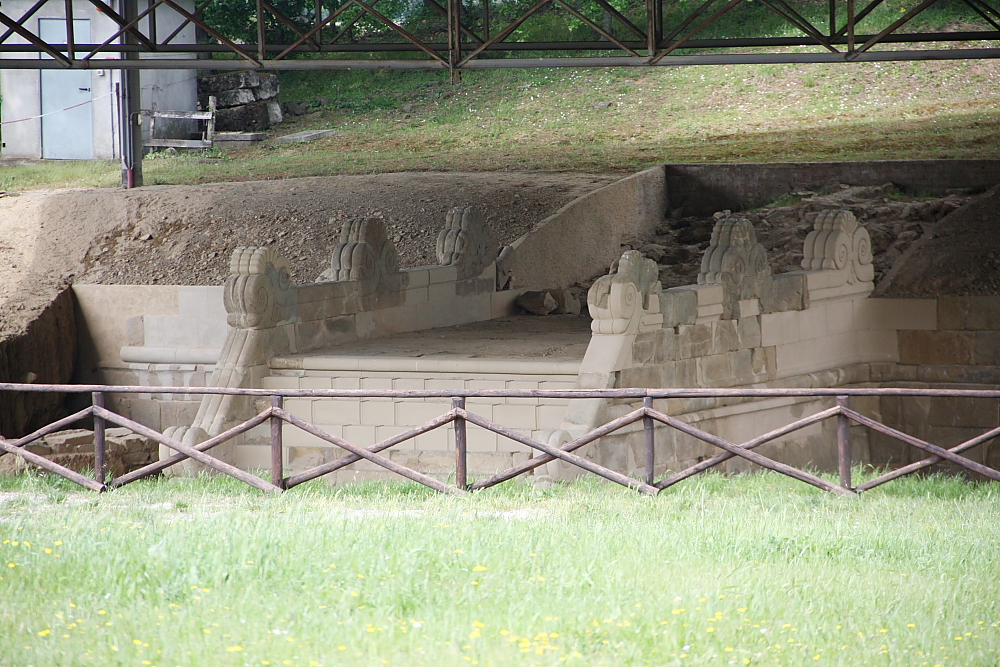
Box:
xmin=39 ymin=18 xmax=93 ymax=159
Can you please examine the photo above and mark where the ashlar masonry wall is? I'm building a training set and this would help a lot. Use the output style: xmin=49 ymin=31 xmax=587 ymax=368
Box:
xmin=551 ymin=209 xmax=1000 ymax=482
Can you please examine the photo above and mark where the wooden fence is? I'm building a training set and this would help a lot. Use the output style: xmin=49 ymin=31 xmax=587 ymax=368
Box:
xmin=2 ymin=383 xmax=999 ymax=496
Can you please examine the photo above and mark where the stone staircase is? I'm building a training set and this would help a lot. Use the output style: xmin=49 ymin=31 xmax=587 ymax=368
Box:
xmin=256 ymin=316 xmax=590 ymax=482
xmin=260 ymin=357 xmax=578 ymax=482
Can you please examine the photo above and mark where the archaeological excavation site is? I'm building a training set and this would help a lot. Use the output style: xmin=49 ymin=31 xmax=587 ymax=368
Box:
xmin=3 ymin=160 xmax=1000 ymax=494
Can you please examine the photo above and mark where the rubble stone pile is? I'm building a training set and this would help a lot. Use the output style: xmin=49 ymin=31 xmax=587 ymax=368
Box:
xmin=198 ymin=71 xmax=283 ymax=132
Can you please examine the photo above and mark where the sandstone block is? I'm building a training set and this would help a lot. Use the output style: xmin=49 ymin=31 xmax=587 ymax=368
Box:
xmin=43 ymin=429 xmax=94 ymax=453
xmin=928 ymin=396 xmax=999 ymax=428
xmin=761 ymin=273 xmax=807 ymax=313
xmin=654 ymin=330 xmax=679 ymax=362
xmin=677 ymin=323 xmax=713 ymax=359
xmin=738 ymin=316 xmax=762 ymax=349
xmin=966 ymin=297 xmax=1000 ymax=331
xmin=712 ymin=320 xmax=740 ymax=354
xmin=937 ymin=296 xmax=969 ymax=330
xmin=659 ymin=287 xmax=698 ymax=328
xmin=632 ymin=333 xmax=657 ymax=365
xmin=898 ymin=330 xmax=975 ymax=365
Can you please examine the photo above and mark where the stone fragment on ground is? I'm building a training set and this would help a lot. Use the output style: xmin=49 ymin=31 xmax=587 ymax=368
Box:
xmin=0 ymin=427 xmax=158 ymax=477
xmin=276 ymin=130 xmax=337 ymax=144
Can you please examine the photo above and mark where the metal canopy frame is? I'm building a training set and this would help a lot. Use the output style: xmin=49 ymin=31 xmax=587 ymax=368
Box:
xmin=0 ymin=0 xmax=997 ymax=74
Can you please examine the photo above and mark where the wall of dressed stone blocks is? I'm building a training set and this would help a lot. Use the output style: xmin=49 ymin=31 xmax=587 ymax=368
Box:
xmin=72 ymin=284 xmax=227 ymax=432
xmin=243 ymin=363 xmax=580 ymax=481
xmin=572 ymin=287 xmax=1000 ymax=481
xmin=868 ymin=296 xmax=1000 ymax=474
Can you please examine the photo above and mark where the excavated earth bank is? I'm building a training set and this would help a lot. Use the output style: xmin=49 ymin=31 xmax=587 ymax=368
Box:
xmin=0 ymin=171 xmax=617 ymax=339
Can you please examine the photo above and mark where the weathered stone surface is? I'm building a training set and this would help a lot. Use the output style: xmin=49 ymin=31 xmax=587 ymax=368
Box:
xmin=267 ymin=100 xmax=284 ymax=125
xmin=43 ymin=429 xmax=94 ymax=454
xmin=937 ymin=296 xmax=969 ymax=330
xmin=199 ymin=71 xmax=261 ymax=94
xmin=256 ymin=73 xmax=280 ymax=100
xmin=631 ymin=332 xmax=658 ymax=365
xmin=0 ymin=287 xmax=77 ymax=439
xmin=698 ymin=214 xmax=771 ymax=318
xmin=928 ymin=396 xmax=999 ymax=428
xmin=760 ymin=273 xmax=807 ymax=313
xmin=548 ymin=288 xmax=581 ymax=315
xmin=0 ymin=427 xmax=156 ymax=477
xmin=654 ymin=330 xmax=679 ymax=363
xmin=659 ymin=287 xmax=698 ymax=328
xmin=516 ymin=290 xmax=557 ymax=315
xmin=320 ymin=217 xmax=402 ymax=297
xmin=215 ymin=87 xmax=256 ymax=108
xmin=589 ymin=250 xmax=663 ymax=335
xmin=738 ymin=315 xmax=762 ymax=349
xmin=712 ymin=320 xmax=739 ymax=354
xmin=677 ymin=323 xmax=713 ymax=359
xmin=436 ymin=206 xmax=497 ymax=281
xmin=975 ymin=331 xmax=1000 ymax=365
xmin=215 ymin=101 xmax=271 ymax=132
xmin=276 ymin=130 xmax=336 ymax=144
xmin=898 ymin=330 xmax=975 ymax=365
xmin=965 ymin=296 xmax=1000 ymax=331
xmin=800 ymin=209 xmax=874 ymax=284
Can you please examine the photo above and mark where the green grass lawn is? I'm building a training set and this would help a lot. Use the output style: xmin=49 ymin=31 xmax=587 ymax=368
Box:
xmin=1 ymin=470 xmax=998 ymax=666
xmin=1 ymin=53 xmax=998 ymax=192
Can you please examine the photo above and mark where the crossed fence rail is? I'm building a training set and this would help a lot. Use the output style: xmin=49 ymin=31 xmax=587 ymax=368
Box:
xmin=2 ymin=383 xmax=1000 ymax=497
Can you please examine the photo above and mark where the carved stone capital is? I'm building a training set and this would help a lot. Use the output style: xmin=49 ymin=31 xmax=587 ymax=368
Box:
xmin=698 ymin=214 xmax=771 ymax=318
xmin=436 ymin=206 xmax=498 ymax=280
xmin=224 ymin=246 xmax=293 ymax=330
xmin=588 ymin=250 xmax=663 ymax=335
xmin=801 ymin=209 xmax=875 ymax=285
xmin=320 ymin=217 xmax=402 ymax=297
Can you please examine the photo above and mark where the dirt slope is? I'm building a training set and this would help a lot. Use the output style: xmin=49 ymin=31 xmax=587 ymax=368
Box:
xmin=877 ymin=185 xmax=1000 ymax=297
xmin=0 ymin=172 xmax=616 ymax=339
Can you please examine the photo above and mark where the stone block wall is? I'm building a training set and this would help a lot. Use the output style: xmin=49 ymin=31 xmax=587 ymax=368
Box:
xmin=252 ymin=361 xmax=579 ymax=481
xmin=0 ymin=287 xmax=76 ymax=439
xmin=559 ymin=208 xmax=1000 ymax=482
xmin=72 ymin=284 xmax=227 ymax=434
xmin=869 ymin=296 xmax=1000 ymax=473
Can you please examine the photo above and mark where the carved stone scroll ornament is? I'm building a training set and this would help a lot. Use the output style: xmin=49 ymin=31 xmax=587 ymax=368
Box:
xmin=800 ymin=209 xmax=875 ymax=285
xmin=588 ymin=250 xmax=664 ymax=335
xmin=225 ymin=246 xmax=293 ymax=329
xmin=318 ymin=217 xmax=402 ymax=295
xmin=698 ymin=214 xmax=771 ymax=318
xmin=436 ymin=205 xmax=498 ymax=280
xmin=163 ymin=246 xmax=294 ymax=477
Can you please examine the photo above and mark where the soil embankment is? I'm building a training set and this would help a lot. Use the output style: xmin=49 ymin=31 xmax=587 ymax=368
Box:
xmin=877 ymin=185 xmax=1000 ymax=297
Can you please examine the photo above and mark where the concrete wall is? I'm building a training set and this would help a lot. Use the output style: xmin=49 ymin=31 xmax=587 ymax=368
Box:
xmin=665 ymin=160 xmax=1000 ymax=216
xmin=511 ymin=166 xmax=667 ymax=289
xmin=0 ymin=0 xmax=197 ymax=158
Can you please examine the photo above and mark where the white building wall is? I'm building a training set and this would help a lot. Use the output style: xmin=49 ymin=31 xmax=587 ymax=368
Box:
xmin=0 ymin=0 xmax=197 ymax=159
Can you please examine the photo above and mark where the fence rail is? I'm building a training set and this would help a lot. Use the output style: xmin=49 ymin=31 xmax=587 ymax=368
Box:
xmin=2 ymin=382 xmax=999 ymax=496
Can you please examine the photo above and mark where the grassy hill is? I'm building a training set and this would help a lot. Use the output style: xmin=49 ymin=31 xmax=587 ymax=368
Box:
xmin=1 ymin=53 xmax=998 ymax=191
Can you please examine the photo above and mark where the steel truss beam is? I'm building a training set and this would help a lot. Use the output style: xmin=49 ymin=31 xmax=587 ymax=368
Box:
xmin=0 ymin=0 xmax=997 ymax=72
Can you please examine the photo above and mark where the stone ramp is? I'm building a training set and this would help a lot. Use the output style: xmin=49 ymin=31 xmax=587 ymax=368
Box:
xmin=257 ymin=316 xmax=591 ymax=481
